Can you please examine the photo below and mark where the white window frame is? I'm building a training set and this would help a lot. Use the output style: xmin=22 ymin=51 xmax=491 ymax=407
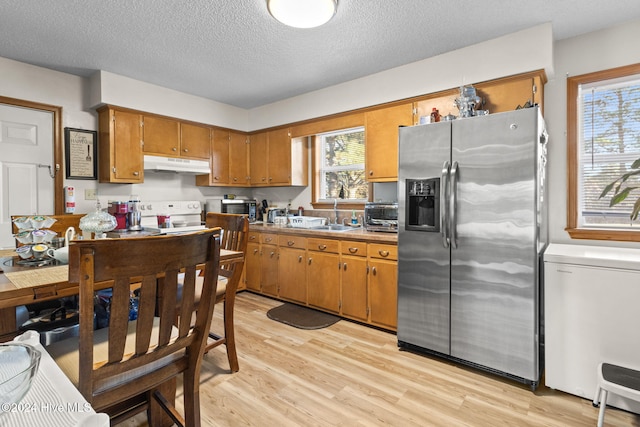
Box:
xmin=317 ymin=126 xmax=367 ymax=204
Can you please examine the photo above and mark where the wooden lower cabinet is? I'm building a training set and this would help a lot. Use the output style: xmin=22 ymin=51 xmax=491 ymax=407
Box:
xmin=260 ymin=234 xmax=278 ymax=296
xmin=340 ymin=241 xmax=368 ymax=322
xmin=277 ymin=235 xmax=307 ymax=304
xmin=307 ymin=238 xmax=340 ymax=314
xmin=245 ymin=232 xmax=278 ymax=295
xmin=368 ymin=243 xmax=398 ymax=330
xmin=245 ymin=240 xmax=261 ymax=292
xmin=244 ymin=231 xmax=398 ymax=330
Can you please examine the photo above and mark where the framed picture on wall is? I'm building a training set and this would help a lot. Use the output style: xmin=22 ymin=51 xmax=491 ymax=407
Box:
xmin=64 ymin=127 xmax=97 ymax=180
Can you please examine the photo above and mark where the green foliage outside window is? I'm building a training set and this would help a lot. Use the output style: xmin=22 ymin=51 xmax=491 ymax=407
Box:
xmin=320 ymin=128 xmax=368 ymax=201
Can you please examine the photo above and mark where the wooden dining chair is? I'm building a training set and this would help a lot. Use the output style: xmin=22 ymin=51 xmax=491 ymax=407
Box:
xmin=176 ymin=213 xmax=248 ymax=373
xmin=204 ymin=213 xmax=248 ymax=372
xmin=46 ymin=229 xmax=221 ymax=427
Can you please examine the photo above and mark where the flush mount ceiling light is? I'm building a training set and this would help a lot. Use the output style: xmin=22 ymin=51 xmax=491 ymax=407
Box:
xmin=267 ymin=0 xmax=338 ymax=29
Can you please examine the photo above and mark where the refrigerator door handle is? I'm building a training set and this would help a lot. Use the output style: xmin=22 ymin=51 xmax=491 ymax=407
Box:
xmin=441 ymin=161 xmax=450 ymax=248
xmin=450 ymin=161 xmax=458 ymax=249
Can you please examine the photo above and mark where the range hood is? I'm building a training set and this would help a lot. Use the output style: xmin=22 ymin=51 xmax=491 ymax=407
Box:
xmin=143 ymin=155 xmax=210 ymax=174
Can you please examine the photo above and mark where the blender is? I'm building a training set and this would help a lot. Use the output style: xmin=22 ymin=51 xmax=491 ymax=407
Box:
xmin=127 ymin=195 xmax=142 ymax=231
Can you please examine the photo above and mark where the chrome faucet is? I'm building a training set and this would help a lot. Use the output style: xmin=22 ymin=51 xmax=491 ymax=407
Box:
xmin=333 ymin=199 xmax=338 ymax=224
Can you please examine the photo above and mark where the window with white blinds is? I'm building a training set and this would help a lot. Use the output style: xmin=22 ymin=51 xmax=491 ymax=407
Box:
xmin=578 ymin=74 xmax=640 ymax=228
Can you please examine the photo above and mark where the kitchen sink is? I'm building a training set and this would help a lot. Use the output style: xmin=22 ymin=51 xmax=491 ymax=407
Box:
xmin=309 ymin=224 xmax=354 ymax=232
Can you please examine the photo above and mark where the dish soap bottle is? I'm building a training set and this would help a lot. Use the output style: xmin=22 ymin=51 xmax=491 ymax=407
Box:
xmin=351 ymin=210 xmax=358 ymax=225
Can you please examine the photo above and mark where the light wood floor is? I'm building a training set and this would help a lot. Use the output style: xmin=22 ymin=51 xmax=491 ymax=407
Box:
xmin=121 ymin=292 xmax=640 ymax=426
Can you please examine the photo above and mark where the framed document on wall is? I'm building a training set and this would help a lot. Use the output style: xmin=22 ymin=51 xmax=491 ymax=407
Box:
xmin=65 ymin=127 xmax=97 ymax=179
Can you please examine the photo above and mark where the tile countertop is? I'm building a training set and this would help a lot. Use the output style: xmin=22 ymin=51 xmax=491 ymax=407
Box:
xmin=249 ymin=223 xmax=398 ymax=244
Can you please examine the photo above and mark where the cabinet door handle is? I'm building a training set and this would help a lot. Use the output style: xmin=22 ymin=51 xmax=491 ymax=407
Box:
xmin=233 ymin=177 xmax=238 ymax=181
xmin=250 ymin=235 xmax=257 ymax=240
xmin=265 ymin=237 xmax=272 ymax=242
xmin=343 ymin=262 xmax=347 ymax=271
xmin=318 ymin=244 xmax=327 ymax=250
xmin=270 ymin=251 xmax=276 ymax=258
xmin=298 ymin=255 xmax=303 ymax=263
xmin=378 ymin=250 xmax=389 ymax=258
xmin=183 ymin=148 xmax=188 ymax=153
xmin=308 ymin=258 xmax=312 ymax=265
xmin=172 ymin=147 xmax=177 ymax=151
xmin=372 ymin=266 xmax=377 ymax=275
xmin=287 ymin=241 xmax=295 ymax=246
xmin=133 ymin=171 xmax=139 ymax=176
xmin=369 ymin=170 xmax=373 ymax=176
xmin=348 ymin=247 xmax=358 ymax=254
xmin=253 ymin=248 xmax=258 ymax=254
xmin=214 ymin=176 xmax=220 ymax=180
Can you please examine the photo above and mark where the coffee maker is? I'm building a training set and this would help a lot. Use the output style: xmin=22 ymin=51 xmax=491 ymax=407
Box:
xmin=107 ymin=201 xmax=128 ymax=230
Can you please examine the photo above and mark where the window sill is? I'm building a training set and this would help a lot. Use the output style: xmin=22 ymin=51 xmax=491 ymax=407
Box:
xmin=566 ymin=227 xmax=640 ymax=242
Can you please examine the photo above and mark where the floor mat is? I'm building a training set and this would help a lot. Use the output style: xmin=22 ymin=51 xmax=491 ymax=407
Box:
xmin=266 ymin=303 xmax=340 ymax=330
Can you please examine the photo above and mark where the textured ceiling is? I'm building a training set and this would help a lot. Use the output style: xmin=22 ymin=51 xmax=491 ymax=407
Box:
xmin=2 ymin=0 xmax=640 ymax=109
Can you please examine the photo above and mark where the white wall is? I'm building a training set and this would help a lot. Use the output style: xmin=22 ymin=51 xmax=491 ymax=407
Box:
xmin=248 ymin=24 xmax=553 ymax=131
xmin=90 ymin=71 xmax=249 ymax=131
xmin=545 ymin=18 xmax=640 ymax=247
xmin=0 ymin=56 xmax=100 ymax=212
xmin=0 ymin=57 xmax=250 ymax=213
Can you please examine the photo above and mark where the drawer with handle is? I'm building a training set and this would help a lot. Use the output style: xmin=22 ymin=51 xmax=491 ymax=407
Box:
xmin=278 ymin=235 xmax=307 ymax=249
xmin=368 ymin=243 xmax=397 ymax=260
xmin=340 ymin=240 xmax=367 ymax=257
xmin=307 ymin=237 xmax=339 ymax=253
xmin=261 ymin=233 xmax=278 ymax=245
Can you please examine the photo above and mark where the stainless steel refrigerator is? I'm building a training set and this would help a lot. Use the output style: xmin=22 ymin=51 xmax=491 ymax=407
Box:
xmin=397 ymin=107 xmax=548 ymax=388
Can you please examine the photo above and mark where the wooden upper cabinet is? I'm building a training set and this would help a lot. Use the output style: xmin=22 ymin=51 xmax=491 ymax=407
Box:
xmin=249 ymin=131 xmax=268 ymax=185
xmin=414 ymin=91 xmax=458 ymax=124
xmin=97 ymin=106 xmax=144 ymax=184
xmin=210 ymin=128 xmax=230 ymax=184
xmin=180 ymin=122 xmax=211 ymax=159
xmin=476 ymin=75 xmax=540 ymax=115
xmin=143 ymin=116 xmax=210 ymax=160
xmin=250 ymin=128 xmax=307 ymax=187
xmin=267 ymin=128 xmax=292 ymax=185
xmin=365 ymin=103 xmax=413 ymax=182
xmin=196 ymin=129 xmax=250 ymax=187
xmin=229 ymin=130 xmax=249 ymax=185
xmin=413 ymin=71 xmax=545 ymax=122
xmin=142 ymin=115 xmax=180 ymax=156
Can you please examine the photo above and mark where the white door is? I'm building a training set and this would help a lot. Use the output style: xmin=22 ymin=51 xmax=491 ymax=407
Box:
xmin=0 ymin=104 xmax=55 ymax=248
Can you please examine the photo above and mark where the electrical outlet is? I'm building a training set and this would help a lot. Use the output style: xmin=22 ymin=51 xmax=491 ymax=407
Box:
xmin=85 ymin=189 xmax=97 ymax=200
